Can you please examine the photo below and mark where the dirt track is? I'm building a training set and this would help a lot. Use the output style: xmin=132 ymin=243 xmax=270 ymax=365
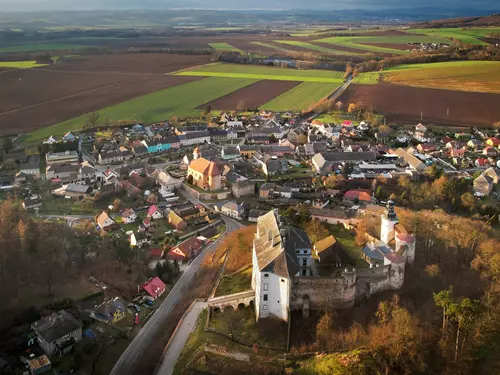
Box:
xmin=340 ymin=83 xmax=500 ymax=127
xmin=199 ymin=80 xmax=300 ymax=110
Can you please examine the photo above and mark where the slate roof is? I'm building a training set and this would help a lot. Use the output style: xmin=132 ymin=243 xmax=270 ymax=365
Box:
xmin=254 ymin=211 xmax=310 ymax=278
xmin=322 ymin=151 xmax=378 ymax=162
xmin=32 ymin=310 xmax=81 ymax=342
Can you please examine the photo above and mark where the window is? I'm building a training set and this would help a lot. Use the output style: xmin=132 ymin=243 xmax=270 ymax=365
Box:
xmin=263 ymin=294 xmax=268 ymax=301
xmin=302 ymin=269 xmax=307 ymax=276
xmin=302 ymin=259 xmax=307 ymax=266
xmin=264 ymin=273 xmax=269 ymax=278
xmin=303 ymin=250 xmax=307 ymax=254
xmin=281 ymin=279 xmax=285 ymax=283
xmin=264 ymin=283 xmax=268 ymax=291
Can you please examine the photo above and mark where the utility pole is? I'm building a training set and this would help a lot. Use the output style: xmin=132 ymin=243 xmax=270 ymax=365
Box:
xmin=420 ymin=111 xmax=423 ymax=120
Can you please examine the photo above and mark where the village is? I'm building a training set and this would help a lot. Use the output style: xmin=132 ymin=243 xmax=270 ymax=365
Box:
xmin=1 ymin=107 xmax=500 ymax=375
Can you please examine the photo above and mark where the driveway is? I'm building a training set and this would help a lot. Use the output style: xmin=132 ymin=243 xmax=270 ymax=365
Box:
xmin=155 ymin=301 xmax=208 ymax=375
xmin=109 ymin=215 xmax=244 ymax=375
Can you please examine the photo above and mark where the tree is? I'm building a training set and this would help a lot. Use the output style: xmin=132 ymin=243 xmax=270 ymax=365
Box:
xmin=316 ymin=312 xmax=335 ymax=350
xmin=335 ymin=101 xmax=344 ymax=111
xmin=187 ymin=174 xmax=194 ymax=185
xmin=448 ymin=297 xmax=481 ymax=361
xmin=434 ymin=288 xmax=454 ymax=340
xmin=236 ymin=100 xmax=246 ymax=112
xmin=461 ymin=192 xmax=476 ymax=212
xmin=2 ymin=137 xmax=13 ymax=153
xmin=85 ymin=112 xmax=100 ymax=129
xmin=112 ymin=199 xmax=123 ymax=212
xmin=375 ymin=186 xmax=383 ymax=199
xmin=348 ymin=103 xmax=359 ymax=113
xmin=323 ymin=174 xmax=345 ymax=189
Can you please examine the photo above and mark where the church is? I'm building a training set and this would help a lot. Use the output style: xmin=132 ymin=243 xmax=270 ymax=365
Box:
xmin=250 ymin=202 xmax=416 ymax=322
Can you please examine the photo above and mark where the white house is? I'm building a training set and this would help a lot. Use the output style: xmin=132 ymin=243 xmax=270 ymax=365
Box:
xmin=130 ymin=232 xmax=150 ymax=247
xmin=251 ymin=210 xmax=312 ymax=322
xmin=31 ymin=310 xmax=82 ymax=355
xmin=221 ymin=201 xmax=245 ymax=220
xmin=121 ymin=208 xmax=137 ymax=224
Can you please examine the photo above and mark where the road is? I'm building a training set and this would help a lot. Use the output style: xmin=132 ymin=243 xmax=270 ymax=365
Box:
xmin=155 ymin=301 xmax=208 ymax=375
xmin=109 ymin=214 xmax=244 ymax=375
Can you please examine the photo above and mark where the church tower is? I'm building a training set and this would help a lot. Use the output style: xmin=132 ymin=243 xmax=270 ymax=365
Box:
xmin=380 ymin=200 xmax=398 ymax=244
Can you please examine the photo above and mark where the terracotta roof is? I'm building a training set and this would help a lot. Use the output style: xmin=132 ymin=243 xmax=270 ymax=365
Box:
xmin=96 ymin=211 xmax=113 ymax=227
xmin=140 ymin=277 xmax=166 ymax=298
xmin=189 ymin=157 xmax=220 ymax=177
xmin=344 ymin=189 xmax=372 ymax=201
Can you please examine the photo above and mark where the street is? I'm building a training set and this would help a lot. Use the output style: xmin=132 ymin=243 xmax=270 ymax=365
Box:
xmin=109 ymin=214 xmax=244 ymax=375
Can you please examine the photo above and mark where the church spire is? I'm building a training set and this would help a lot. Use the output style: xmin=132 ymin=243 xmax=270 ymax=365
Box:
xmin=384 ymin=200 xmax=397 ymax=221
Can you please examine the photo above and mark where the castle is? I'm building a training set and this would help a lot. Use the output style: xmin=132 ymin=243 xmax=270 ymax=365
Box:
xmin=251 ymin=202 xmax=416 ymax=321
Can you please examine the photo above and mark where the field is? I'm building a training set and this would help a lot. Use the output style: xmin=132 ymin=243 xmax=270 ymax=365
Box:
xmin=274 ymin=40 xmax=363 ymax=55
xmin=24 ymin=77 xmax=257 ymax=142
xmin=208 ymin=42 xmax=243 ymax=53
xmin=315 ymin=36 xmax=423 ymax=54
xmin=250 ymin=41 xmax=293 ymax=52
xmin=381 ymin=61 xmax=500 ymax=93
xmin=200 ymin=80 xmax=300 ymax=110
xmin=0 ymin=54 xmax=211 ymax=136
xmin=175 ymin=62 xmax=346 ymax=83
xmin=261 ymin=82 xmax=335 ymax=111
xmin=0 ymin=61 xmax=48 ymax=69
xmin=0 ymin=43 xmax=90 ymax=52
xmin=339 ymin=83 xmax=500 ymax=127
xmin=406 ymin=27 xmax=500 ymax=45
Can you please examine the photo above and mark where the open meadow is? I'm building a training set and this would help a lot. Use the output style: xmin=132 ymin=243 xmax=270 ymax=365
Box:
xmin=261 ymin=82 xmax=336 ymax=111
xmin=406 ymin=27 xmax=500 ymax=45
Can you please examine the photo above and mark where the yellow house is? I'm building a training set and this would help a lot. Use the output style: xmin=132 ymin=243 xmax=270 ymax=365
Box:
xmin=187 ymin=157 xmax=221 ymax=190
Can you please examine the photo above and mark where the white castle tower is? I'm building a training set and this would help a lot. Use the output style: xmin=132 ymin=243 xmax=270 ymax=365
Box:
xmin=380 ymin=200 xmax=398 ymax=244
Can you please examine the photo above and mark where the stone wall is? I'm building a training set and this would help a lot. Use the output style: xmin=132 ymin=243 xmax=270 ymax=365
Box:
xmin=355 ymin=263 xmax=405 ymax=301
xmin=181 ymin=183 xmax=231 ymax=201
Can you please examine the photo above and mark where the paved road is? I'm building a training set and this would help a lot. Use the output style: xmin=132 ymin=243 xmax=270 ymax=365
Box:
xmin=155 ymin=301 xmax=208 ymax=375
xmin=109 ymin=215 xmax=244 ymax=375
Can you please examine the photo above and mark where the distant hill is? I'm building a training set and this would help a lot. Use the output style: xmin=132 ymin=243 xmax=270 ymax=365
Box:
xmin=410 ymin=14 xmax=500 ymax=28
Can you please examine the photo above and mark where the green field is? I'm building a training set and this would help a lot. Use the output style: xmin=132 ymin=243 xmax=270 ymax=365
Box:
xmin=250 ymin=41 xmax=292 ymax=52
xmin=406 ymin=27 xmax=500 ymax=45
xmin=175 ymin=62 xmax=346 ymax=83
xmin=23 ymin=77 xmax=257 ymax=143
xmin=316 ymin=36 xmax=422 ymax=54
xmin=0 ymin=61 xmax=47 ymax=69
xmin=261 ymin=82 xmax=335 ymax=111
xmin=274 ymin=40 xmax=363 ymax=55
xmin=381 ymin=60 xmax=500 ymax=93
xmin=208 ymin=42 xmax=243 ymax=53
xmin=0 ymin=43 xmax=90 ymax=52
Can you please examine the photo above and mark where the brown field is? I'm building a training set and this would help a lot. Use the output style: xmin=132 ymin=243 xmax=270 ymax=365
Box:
xmin=361 ymin=42 xmax=411 ymax=51
xmin=340 ymin=83 xmax=500 ymax=127
xmin=0 ymin=54 xmax=207 ymax=134
xmin=199 ymin=80 xmax=300 ymax=110
xmin=312 ymin=41 xmax=376 ymax=54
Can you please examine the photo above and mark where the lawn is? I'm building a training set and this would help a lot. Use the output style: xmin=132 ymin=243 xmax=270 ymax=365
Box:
xmin=316 ymin=36 xmax=415 ymax=55
xmin=327 ymin=224 xmax=368 ymax=269
xmin=214 ymin=266 xmax=252 ymax=297
xmin=0 ymin=61 xmax=48 ymax=69
xmin=381 ymin=60 xmax=500 ymax=93
xmin=353 ymin=71 xmax=381 ymax=84
xmin=274 ymin=40 xmax=363 ymax=55
xmin=23 ymin=77 xmax=258 ymax=142
xmin=0 ymin=43 xmax=90 ymax=52
xmin=406 ymin=27 xmax=500 ymax=45
xmin=261 ymin=82 xmax=336 ymax=111
xmin=209 ymin=43 xmax=243 ymax=53
xmin=175 ymin=62 xmax=346 ymax=83
xmin=250 ymin=41 xmax=292 ymax=52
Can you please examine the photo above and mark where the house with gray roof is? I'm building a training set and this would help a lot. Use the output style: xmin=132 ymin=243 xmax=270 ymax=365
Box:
xmin=32 ymin=310 xmax=82 ymax=355
xmin=251 ymin=210 xmax=312 ymax=321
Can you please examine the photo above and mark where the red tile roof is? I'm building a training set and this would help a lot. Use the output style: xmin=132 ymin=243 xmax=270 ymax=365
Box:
xmin=150 ymin=248 xmax=164 ymax=258
xmin=148 ymin=205 xmax=161 ymax=216
xmin=140 ymin=277 xmax=166 ymax=298
xmin=189 ymin=157 xmax=220 ymax=177
xmin=344 ymin=189 xmax=372 ymax=202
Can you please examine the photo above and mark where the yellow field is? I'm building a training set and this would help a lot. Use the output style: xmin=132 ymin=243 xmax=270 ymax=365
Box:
xmin=382 ymin=61 xmax=500 ymax=93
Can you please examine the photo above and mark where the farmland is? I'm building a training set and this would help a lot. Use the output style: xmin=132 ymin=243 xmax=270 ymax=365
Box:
xmin=24 ymin=77 xmax=257 ymax=142
xmin=339 ymin=83 xmax=500 ymax=127
xmin=0 ymin=43 xmax=90 ymax=52
xmin=0 ymin=61 xmax=48 ymax=69
xmin=315 ymin=36 xmax=421 ymax=54
xmin=406 ymin=27 xmax=500 ymax=45
xmin=250 ymin=42 xmax=293 ymax=52
xmin=208 ymin=43 xmax=243 ymax=53
xmin=381 ymin=61 xmax=500 ymax=93
xmin=261 ymin=82 xmax=335 ymax=111
xmin=199 ymin=80 xmax=300 ymax=110
xmin=175 ymin=63 xmax=346 ymax=83
xmin=273 ymin=40 xmax=363 ymax=55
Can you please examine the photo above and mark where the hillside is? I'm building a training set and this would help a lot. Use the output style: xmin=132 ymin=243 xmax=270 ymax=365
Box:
xmin=409 ymin=13 xmax=500 ymax=28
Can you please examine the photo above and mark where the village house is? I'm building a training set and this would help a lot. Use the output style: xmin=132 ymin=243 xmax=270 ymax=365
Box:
xmin=179 ymin=131 xmax=211 ymax=146
xmin=486 ymin=137 xmax=500 ymax=147
xmin=121 ymin=208 xmax=137 ymax=224
xmin=139 ymin=277 xmax=166 ymax=300
xmin=483 ymin=147 xmax=499 ymax=157
xmin=248 ymin=209 xmax=267 ymax=222
xmin=96 ymin=211 xmax=119 ymax=231
xmin=98 ymin=150 xmax=125 ymax=165
xmin=32 ymin=310 xmax=82 ymax=356
xmin=259 ymin=182 xmax=276 ymax=199
xmin=314 ymin=235 xmax=343 ymax=267
xmin=91 ymin=298 xmax=126 ymax=324
xmin=52 ymin=183 xmax=92 ymax=199
xmin=312 ymin=151 xmax=378 ymax=173
xmin=22 ymin=195 xmax=42 ymax=210
xmin=238 ymin=144 xmax=260 ymax=158
xmin=393 ymin=148 xmax=426 ymax=172
xmin=168 ymin=237 xmax=204 ymax=261
xmin=187 ymin=157 xmax=222 ymax=190
xmin=473 ymin=168 xmax=499 ymax=196
xmin=168 ymin=210 xmax=188 ymax=230
xmin=343 ymin=189 xmax=374 ymax=204
xmin=130 ymin=231 xmax=151 ymax=247
xmin=231 ymin=179 xmax=255 ymax=198
xmin=221 ymin=201 xmax=246 ymax=220
xmin=147 ymin=205 xmax=164 ymax=220
xmin=19 ymin=155 xmax=41 ymax=175
xmin=45 ymin=151 xmax=79 ymax=166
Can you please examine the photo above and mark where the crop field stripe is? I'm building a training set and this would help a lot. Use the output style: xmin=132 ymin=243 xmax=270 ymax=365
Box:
xmin=0 ymin=61 xmax=48 ymax=69
xmin=250 ymin=42 xmax=292 ymax=52
xmin=0 ymin=43 xmax=91 ymax=52
xmin=261 ymin=82 xmax=336 ymax=111
xmin=406 ymin=28 xmax=500 ymax=45
xmin=315 ymin=36 xmax=412 ymax=55
xmin=176 ymin=71 xmax=344 ymax=83
xmin=24 ymin=77 xmax=258 ymax=142
xmin=273 ymin=40 xmax=363 ymax=55
xmin=208 ymin=43 xmax=243 ymax=53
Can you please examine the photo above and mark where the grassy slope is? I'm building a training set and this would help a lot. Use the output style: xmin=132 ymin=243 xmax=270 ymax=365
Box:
xmin=176 ymin=63 xmax=346 ymax=83
xmin=23 ymin=77 xmax=257 ymax=142
xmin=0 ymin=61 xmax=48 ymax=68
xmin=406 ymin=27 xmax=500 ymax=45
xmin=273 ymin=40 xmax=363 ymax=55
xmin=214 ymin=266 xmax=252 ymax=297
xmin=261 ymin=82 xmax=336 ymax=111
xmin=208 ymin=42 xmax=243 ymax=53
xmin=381 ymin=60 xmax=500 ymax=93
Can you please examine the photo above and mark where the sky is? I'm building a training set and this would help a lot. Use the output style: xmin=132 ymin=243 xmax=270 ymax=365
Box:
xmin=0 ymin=0 xmax=498 ymax=11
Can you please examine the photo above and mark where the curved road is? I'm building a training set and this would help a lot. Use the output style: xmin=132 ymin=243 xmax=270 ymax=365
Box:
xmin=109 ymin=215 xmax=244 ymax=375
